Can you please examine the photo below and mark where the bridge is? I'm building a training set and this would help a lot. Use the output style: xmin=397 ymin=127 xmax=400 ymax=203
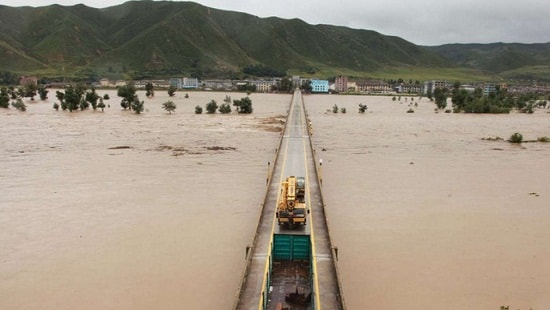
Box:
xmin=233 ymin=90 xmax=345 ymax=309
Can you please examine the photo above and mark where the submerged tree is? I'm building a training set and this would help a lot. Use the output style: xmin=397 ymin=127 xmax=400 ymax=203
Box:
xmin=0 ymin=87 xmax=9 ymax=108
xmin=85 ymin=88 xmax=100 ymax=111
xmin=233 ymin=97 xmax=253 ymax=113
xmin=22 ymin=82 xmax=38 ymax=100
xmin=145 ymin=82 xmax=154 ymax=97
xmin=97 ymin=98 xmax=106 ymax=112
xmin=433 ymin=87 xmax=449 ymax=109
xmin=130 ymin=97 xmax=144 ymax=114
xmin=206 ymin=100 xmax=218 ymax=114
xmin=12 ymin=98 xmax=26 ymax=111
xmin=162 ymin=100 xmax=177 ymax=114
xmin=219 ymin=103 xmax=231 ymax=114
xmin=117 ymin=82 xmax=136 ymax=110
xmin=167 ymin=85 xmax=177 ymax=97
xmin=37 ymin=85 xmax=49 ymax=101
xmin=64 ymin=86 xmax=82 ymax=112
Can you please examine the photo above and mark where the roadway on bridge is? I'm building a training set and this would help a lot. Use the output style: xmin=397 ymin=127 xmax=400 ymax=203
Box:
xmin=234 ymin=90 xmax=343 ymax=309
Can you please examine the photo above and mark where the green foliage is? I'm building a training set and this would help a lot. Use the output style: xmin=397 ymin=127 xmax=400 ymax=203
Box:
xmin=537 ymin=136 xmax=550 ymax=142
xmin=451 ymin=81 xmax=467 ymax=111
xmin=206 ymin=100 xmax=218 ymax=114
xmin=433 ymin=87 xmax=449 ymax=109
xmin=117 ymin=83 xmax=136 ymax=110
xmin=53 ymin=102 xmax=60 ymax=111
xmin=64 ymin=86 xmax=82 ymax=112
xmin=428 ymin=43 xmax=550 ymax=81
xmin=21 ymin=82 xmax=38 ymax=100
xmin=274 ymin=78 xmax=293 ymax=93
xmin=301 ymin=80 xmax=312 ymax=93
xmin=0 ymin=87 xmax=9 ymax=108
xmin=237 ymin=83 xmax=256 ymax=93
xmin=219 ymin=103 xmax=231 ymax=114
xmin=12 ymin=98 xmax=26 ymax=111
xmin=103 ymin=94 xmax=110 ymax=100
xmin=130 ymin=97 xmax=144 ymax=114
xmin=184 ymin=93 xmax=189 ymax=98
xmin=145 ymin=82 xmax=154 ymax=97
xmin=97 ymin=98 xmax=106 ymax=112
xmin=195 ymin=105 xmax=203 ymax=114
xmin=162 ymin=100 xmax=177 ymax=114
xmin=37 ymin=85 xmax=49 ymax=100
xmin=332 ymin=104 xmax=339 ymax=113
xmin=520 ymin=102 xmax=534 ymax=114
xmin=426 ymin=89 xmax=433 ymax=101
xmin=358 ymin=103 xmax=368 ymax=113
xmin=85 ymin=88 xmax=100 ymax=110
xmin=168 ymin=85 xmax=177 ymax=97
xmin=243 ymin=64 xmax=285 ymax=77
xmin=232 ymin=97 xmax=253 ymax=113
xmin=79 ymin=97 xmax=89 ymax=111
xmin=509 ymin=132 xmax=523 ymax=143
xmin=450 ymin=85 xmax=542 ymax=114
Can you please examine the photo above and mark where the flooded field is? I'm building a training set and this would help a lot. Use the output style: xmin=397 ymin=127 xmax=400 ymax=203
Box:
xmin=304 ymin=94 xmax=550 ymax=309
xmin=0 ymin=90 xmax=290 ymax=309
xmin=2 ymin=90 xmax=549 ymax=309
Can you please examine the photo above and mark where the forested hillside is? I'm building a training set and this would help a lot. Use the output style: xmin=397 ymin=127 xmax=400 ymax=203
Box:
xmin=0 ymin=1 xmax=548 ymax=81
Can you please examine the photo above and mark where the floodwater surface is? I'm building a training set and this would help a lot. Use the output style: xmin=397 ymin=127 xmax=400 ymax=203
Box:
xmin=304 ymin=94 xmax=550 ymax=310
xmin=0 ymin=90 xmax=290 ymax=309
xmin=2 ymin=91 xmax=549 ymax=310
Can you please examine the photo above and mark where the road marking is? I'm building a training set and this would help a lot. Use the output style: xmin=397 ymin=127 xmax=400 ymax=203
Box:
xmin=257 ymin=92 xmax=293 ymax=310
xmin=301 ymin=96 xmax=322 ymax=310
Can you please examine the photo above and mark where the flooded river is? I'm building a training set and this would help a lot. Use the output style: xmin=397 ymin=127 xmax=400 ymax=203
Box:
xmin=304 ymin=94 xmax=550 ymax=309
xmin=0 ymin=90 xmax=289 ymax=309
xmin=1 ymin=90 xmax=549 ymax=309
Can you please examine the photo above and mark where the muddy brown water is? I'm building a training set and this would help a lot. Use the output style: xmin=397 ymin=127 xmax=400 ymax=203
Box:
xmin=0 ymin=90 xmax=289 ymax=309
xmin=304 ymin=94 xmax=550 ymax=310
xmin=1 ymin=91 xmax=549 ymax=309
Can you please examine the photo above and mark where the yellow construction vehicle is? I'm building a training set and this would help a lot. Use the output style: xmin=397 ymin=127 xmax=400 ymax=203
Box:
xmin=276 ymin=176 xmax=307 ymax=225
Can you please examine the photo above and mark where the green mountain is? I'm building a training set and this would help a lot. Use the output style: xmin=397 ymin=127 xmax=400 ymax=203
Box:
xmin=426 ymin=43 xmax=550 ymax=81
xmin=0 ymin=1 xmax=548 ymax=82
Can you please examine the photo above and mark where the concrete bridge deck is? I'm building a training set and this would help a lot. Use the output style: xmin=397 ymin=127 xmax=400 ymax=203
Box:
xmin=234 ymin=90 xmax=345 ymax=309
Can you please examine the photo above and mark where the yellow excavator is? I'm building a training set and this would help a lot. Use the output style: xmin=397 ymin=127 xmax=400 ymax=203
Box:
xmin=276 ymin=176 xmax=307 ymax=225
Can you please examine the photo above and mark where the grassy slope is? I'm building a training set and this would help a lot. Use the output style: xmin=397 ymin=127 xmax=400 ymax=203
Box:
xmin=0 ymin=2 xmax=546 ymax=82
xmin=427 ymin=43 xmax=550 ymax=81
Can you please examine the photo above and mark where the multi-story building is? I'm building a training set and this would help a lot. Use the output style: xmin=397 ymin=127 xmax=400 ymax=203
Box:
xmin=169 ymin=77 xmax=200 ymax=89
xmin=250 ymin=80 xmax=277 ymax=92
xmin=183 ymin=77 xmax=199 ymax=89
xmin=169 ymin=78 xmax=183 ymax=89
xmin=396 ymin=83 xmax=423 ymax=94
xmin=335 ymin=76 xmax=348 ymax=92
xmin=423 ymin=80 xmax=448 ymax=94
xmin=202 ymin=79 xmax=234 ymax=90
xmin=310 ymin=79 xmax=329 ymax=93
xmin=357 ymin=80 xmax=392 ymax=93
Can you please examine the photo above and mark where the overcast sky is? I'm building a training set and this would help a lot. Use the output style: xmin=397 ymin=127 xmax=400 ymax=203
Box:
xmin=3 ymin=0 xmax=549 ymax=46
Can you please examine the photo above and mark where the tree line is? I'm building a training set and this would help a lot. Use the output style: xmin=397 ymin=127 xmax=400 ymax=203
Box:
xmin=430 ymin=81 xmax=547 ymax=113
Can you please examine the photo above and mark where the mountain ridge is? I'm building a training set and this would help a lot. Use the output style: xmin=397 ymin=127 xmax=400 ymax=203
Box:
xmin=0 ymin=1 xmax=548 ymax=82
